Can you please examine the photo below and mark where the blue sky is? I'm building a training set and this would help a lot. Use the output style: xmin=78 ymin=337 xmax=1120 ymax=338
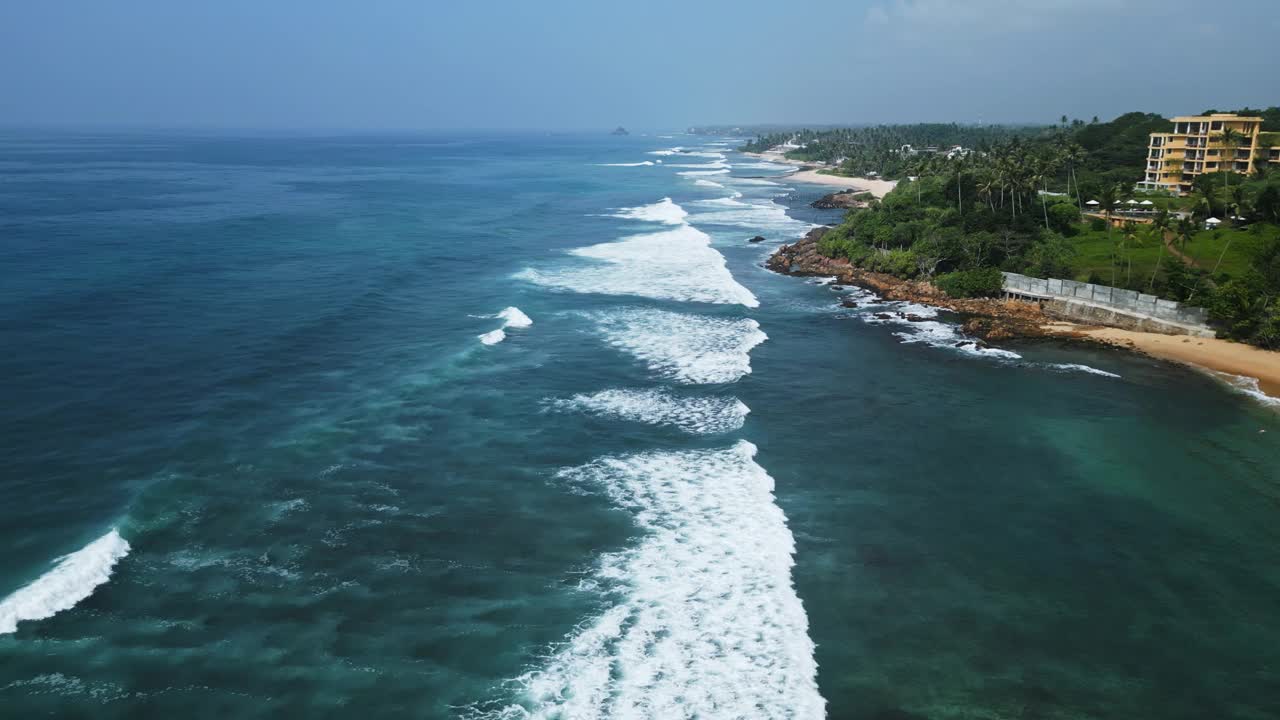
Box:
xmin=2 ymin=0 xmax=1276 ymax=130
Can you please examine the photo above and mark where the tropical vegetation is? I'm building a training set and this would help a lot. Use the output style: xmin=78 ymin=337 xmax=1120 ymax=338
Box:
xmin=753 ymin=110 xmax=1280 ymax=349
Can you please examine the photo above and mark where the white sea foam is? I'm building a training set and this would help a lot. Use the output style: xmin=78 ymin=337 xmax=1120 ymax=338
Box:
xmin=693 ymin=178 xmax=725 ymax=189
xmin=1215 ymin=372 xmax=1280 ymax=409
xmin=589 ymin=308 xmax=767 ymax=384
xmin=489 ymin=442 xmax=823 ymax=719
xmin=689 ymin=196 xmax=817 ymax=237
xmin=549 ymin=389 xmax=750 ymax=435
xmin=1044 ymin=363 xmax=1121 ymax=378
xmin=677 ymin=169 xmax=731 ymax=177
xmin=611 ymin=197 xmax=688 ymax=225
xmin=669 ymin=161 xmax=730 ymax=170
xmin=478 ymin=328 xmax=506 ymax=345
xmin=0 ymin=529 xmax=131 ymax=635
xmin=477 ymin=307 xmax=532 ymax=345
xmin=598 ymin=161 xmax=655 ymax=167
xmin=863 ymin=304 xmax=1023 ymax=360
xmin=496 ymin=306 xmax=533 ymax=328
xmin=519 ymin=223 xmax=758 ymax=307
xmin=723 ymin=176 xmax=782 ymax=186
xmin=734 ymin=161 xmax=796 ymax=172
xmin=647 ymin=148 xmax=683 ymax=156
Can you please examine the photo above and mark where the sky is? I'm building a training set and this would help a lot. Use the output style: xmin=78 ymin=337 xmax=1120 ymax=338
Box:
xmin=2 ymin=0 xmax=1277 ymax=130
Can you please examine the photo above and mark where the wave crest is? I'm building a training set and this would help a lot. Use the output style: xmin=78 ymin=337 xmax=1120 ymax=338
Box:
xmin=0 ymin=529 xmax=130 ymax=635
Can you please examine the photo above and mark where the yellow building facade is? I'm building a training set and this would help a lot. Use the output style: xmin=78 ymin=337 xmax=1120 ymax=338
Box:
xmin=1139 ymin=113 xmax=1279 ymax=195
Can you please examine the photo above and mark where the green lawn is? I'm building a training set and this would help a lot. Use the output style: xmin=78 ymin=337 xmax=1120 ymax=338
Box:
xmin=1066 ymin=225 xmax=1165 ymax=287
xmin=1063 ymin=222 xmax=1274 ymax=288
xmin=1128 ymin=191 xmax=1191 ymax=213
xmin=1179 ymin=224 xmax=1278 ymax=279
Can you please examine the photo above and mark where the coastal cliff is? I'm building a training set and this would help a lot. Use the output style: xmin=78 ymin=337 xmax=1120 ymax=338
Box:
xmin=767 ymin=227 xmax=1059 ymax=341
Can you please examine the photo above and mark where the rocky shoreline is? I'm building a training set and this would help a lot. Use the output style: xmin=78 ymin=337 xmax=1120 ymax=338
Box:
xmin=810 ymin=190 xmax=872 ymax=210
xmin=766 ymin=227 xmax=1075 ymax=343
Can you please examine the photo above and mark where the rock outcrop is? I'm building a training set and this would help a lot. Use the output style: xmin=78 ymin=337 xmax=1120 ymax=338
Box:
xmin=767 ymin=227 xmax=1056 ymax=341
xmin=811 ymin=190 xmax=872 ymax=210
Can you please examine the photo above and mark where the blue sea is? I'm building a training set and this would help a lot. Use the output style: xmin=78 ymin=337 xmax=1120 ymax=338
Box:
xmin=2 ymin=131 xmax=1279 ymax=719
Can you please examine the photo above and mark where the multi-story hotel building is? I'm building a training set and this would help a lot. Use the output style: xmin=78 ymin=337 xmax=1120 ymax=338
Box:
xmin=1139 ymin=113 xmax=1279 ymax=195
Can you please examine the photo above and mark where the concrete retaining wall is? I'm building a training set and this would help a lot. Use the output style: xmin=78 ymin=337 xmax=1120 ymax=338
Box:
xmin=1002 ymin=272 xmax=1211 ymax=332
xmin=1042 ymin=299 xmax=1216 ymax=338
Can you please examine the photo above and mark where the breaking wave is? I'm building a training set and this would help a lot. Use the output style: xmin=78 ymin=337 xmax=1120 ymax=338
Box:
xmin=597 ymin=161 xmax=655 ymax=167
xmin=478 ymin=306 xmax=533 ymax=344
xmin=480 ymin=442 xmax=823 ymax=719
xmin=588 ymin=307 xmax=767 ymax=384
xmin=611 ymin=197 xmax=687 ymax=225
xmin=1045 ymin=363 xmax=1121 ymax=378
xmin=548 ymin=389 xmax=750 ymax=435
xmin=518 ymin=203 xmax=758 ymax=307
xmin=689 ymin=196 xmax=817 ymax=238
xmin=1215 ymin=372 xmax=1280 ymax=409
xmin=496 ymin=306 xmax=533 ymax=328
xmin=0 ymin=529 xmax=131 ymax=635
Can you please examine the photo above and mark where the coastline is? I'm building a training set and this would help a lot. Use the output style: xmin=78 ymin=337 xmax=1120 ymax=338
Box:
xmin=785 ymin=169 xmax=899 ymax=199
xmin=741 ymin=151 xmax=898 ymax=198
xmin=1049 ymin=324 xmax=1280 ymax=400
xmin=767 ymin=228 xmax=1280 ymax=404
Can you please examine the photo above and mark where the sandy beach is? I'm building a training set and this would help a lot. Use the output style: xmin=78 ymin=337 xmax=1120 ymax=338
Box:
xmin=740 ymin=151 xmax=900 ymax=198
xmin=741 ymin=151 xmax=811 ymax=167
xmin=1045 ymin=323 xmax=1280 ymax=401
xmin=785 ymin=169 xmax=900 ymax=199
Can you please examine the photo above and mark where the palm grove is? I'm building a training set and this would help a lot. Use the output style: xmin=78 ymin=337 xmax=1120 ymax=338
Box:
xmin=742 ymin=110 xmax=1280 ymax=349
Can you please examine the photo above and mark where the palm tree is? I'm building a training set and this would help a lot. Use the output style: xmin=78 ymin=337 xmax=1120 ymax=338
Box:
xmin=1175 ymin=217 xmax=1195 ymax=252
xmin=977 ymin=170 xmax=998 ymax=212
xmin=1215 ymin=126 xmax=1243 ymax=196
xmin=1099 ymin=185 xmax=1118 ymax=284
xmin=1029 ymin=159 xmax=1051 ymax=230
xmin=1122 ymin=222 xmax=1139 ymax=286
xmin=1062 ymin=142 xmax=1086 ymax=213
xmin=1147 ymin=211 xmax=1171 ymax=291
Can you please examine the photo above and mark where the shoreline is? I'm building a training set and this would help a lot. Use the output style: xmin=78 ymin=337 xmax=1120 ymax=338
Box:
xmin=785 ymin=169 xmax=900 ymax=199
xmin=739 ymin=150 xmax=899 ymax=198
xmin=767 ymin=228 xmax=1280 ymax=404
xmin=1048 ymin=324 xmax=1280 ymax=400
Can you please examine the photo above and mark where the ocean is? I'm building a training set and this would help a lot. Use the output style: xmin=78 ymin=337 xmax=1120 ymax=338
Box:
xmin=2 ymin=130 xmax=1279 ymax=719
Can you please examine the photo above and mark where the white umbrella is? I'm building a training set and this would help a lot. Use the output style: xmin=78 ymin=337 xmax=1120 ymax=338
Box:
xmin=1126 ymin=199 xmax=1139 ymax=205
xmin=1205 ymin=217 xmax=1221 ymax=224
xmin=1139 ymin=200 xmax=1154 ymax=206
xmin=1086 ymin=200 xmax=1100 ymax=206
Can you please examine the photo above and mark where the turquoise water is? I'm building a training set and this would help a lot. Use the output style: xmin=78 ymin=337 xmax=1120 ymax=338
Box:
xmin=1 ymin=132 xmax=1279 ymax=719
